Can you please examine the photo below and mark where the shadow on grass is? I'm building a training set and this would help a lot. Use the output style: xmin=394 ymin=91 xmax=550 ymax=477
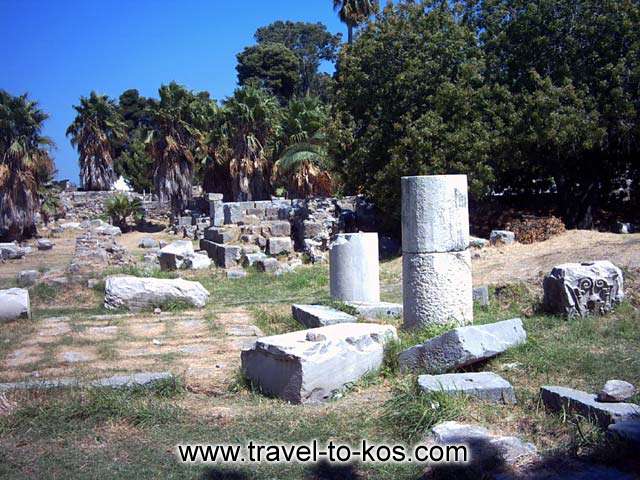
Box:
xmin=307 ymin=460 xmax=363 ymax=479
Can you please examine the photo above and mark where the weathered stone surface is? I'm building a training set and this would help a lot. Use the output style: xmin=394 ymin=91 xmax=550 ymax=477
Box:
xmin=36 ymin=239 xmax=54 ymax=250
xmin=215 ymin=244 xmax=242 ymax=268
xmin=241 ymin=323 xmax=397 ymax=404
xmin=104 ymin=275 xmax=209 ymax=311
xmin=256 ymin=257 xmax=280 ymax=273
xmin=473 ymin=285 xmax=490 ymax=306
xmin=226 ymin=269 xmax=247 ymax=279
xmin=0 ymin=372 xmax=173 ymax=392
xmin=0 ymin=242 xmax=26 ymax=260
xmin=159 ymin=240 xmax=194 ymax=271
xmin=401 ymin=175 xmax=470 ymax=253
xmin=543 ymin=261 xmax=624 ymax=317
xmin=292 ymin=304 xmax=357 ymax=328
xmin=399 ymin=318 xmax=526 ymax=373
xmin=16 ymin=270 xmax=38 ymax=287
xmin=138 ymin=237 xmax=159 ymax=249
xmin=469 ymin=236 xmax=488 ymax=248
xmin=94 ymin=224 xmax=122 ymax=236
xmin=329 ymin=233 xmax=380 ymax=303
xmin=418 ymin=372 xmax=517 ymax=404
xmin=541 ymin=386 xmax=640 ymax=428
xmin=242 ymin=252 xmax=267 ymax=267
xmin=184 ymin=252 xmax=212 ymax=270
xmin=265 ymin=220 xmax=291 ymax=237
xmin=598 ymin=380 xmax=636 ymax=403
xmin=490 ymin=230 xmax=515 ymax=246
xmin=0 ymin=288 xmax=31 ymax=322
xmin=608 ymin=419 xmax=640 ymax=445
xmin=402 ymin=250 xmax=473 ymax=329
xmin=204 ymin=226 xmax=239 ymax=243
xmin=425 ymin=421 xmax=537 ymax=466
xmin=267 ymin=236 xmax=292 ymax=255
xmin=346 ymin=301 xmax=402 ymax=320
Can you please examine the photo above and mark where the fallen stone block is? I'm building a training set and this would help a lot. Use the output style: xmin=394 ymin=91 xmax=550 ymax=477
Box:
xmin=399 ymin=318 xmax=526 ymax=373
xmin=540 ymin=386 xmax=640 ymax=428
xmin=94 ymin=225 xmax=122 ymax=236
xmin=184 ymin=252 xmax=212 ymax=270
xmin=241 ymin=323 xmax=397 ymax=404
xmin=418 ymin=372 xmax=517 ymax=404
xmin=256 ymin=257 xmax=280 ymax=273
xmin=346 ymin=301 xmax=403 ymax=320
xmin=16 ymin=270 xmax=38 ymax=288
xmin=0 ymin=243 xmax=26 ymax=260
xmin=469 ymin=236 xmax=488 ymax=248
xmin=425 ymin=421 xmax=537 ymax=467
xmin=138 ymin=237 xmax=159 ymax=249
xmin=0 ymin=288 xmax=31 ymax=322
xmin=543 ymin=261 xmax=624 ymax=317
xmin=598 ymin=380 xmax=636 ymax=403
xmin=36 ymin=239 xmax=54 ymax=250
xmin=204 ymin=226 xmax=239 ymax=244
xmin=292 ymin=304 xmax=357 ymax=328
xmin=490 ymin=230 xmax=515 ymax=246
xmin=268 ymin=236 xmax=292 ymax=255
xmin=265 ymin=220 xmax=291 ymax=237
xmin=215 ymin=243 xmax=242 ymax=269
xmin=242 ymin=252 xmax=267 ymax=267
xmin=159 ymin=240 xmax=194 ymax=271
xmin=104 ymin=275 xmax=209 ymax=311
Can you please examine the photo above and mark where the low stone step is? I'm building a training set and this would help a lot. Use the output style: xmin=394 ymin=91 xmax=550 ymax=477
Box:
xmin=418 ymin=372 xmax=517 ymax=404
xmin=0 ymin=372 xmax=173 ymax=392
xmin=292 ymin=304 xmax=356 ymax=328
xmin=540 ymin=386 xmax=640 ymax=428
xmin=399 ymin=318 xmax=526 ymax=373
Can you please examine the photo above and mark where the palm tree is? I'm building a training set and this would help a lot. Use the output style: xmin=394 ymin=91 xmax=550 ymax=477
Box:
xmin=146 ymin=83 xmax=214 ymax=215
xmin=0 ymin=90 xmax=55 ymax=240
xmin=223 ymin=85 xmax=282 ymax=201
xmin=67 ymin=92 xmax=125 ymax=191
xmin=333 ymin=0 xmax=379 ymax=44
xmin=272 ymin=97 xmax=334 ymax=198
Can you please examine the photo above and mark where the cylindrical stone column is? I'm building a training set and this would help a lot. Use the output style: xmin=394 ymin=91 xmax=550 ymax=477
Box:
xmin=330 ymin=233 xmax=380 ymax=303
xmin=402 ymin=175 xmax=473 ymax=329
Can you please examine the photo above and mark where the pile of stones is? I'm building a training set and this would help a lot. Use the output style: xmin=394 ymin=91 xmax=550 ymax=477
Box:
xmin=68 ymin=231 xmax=133 ymax=277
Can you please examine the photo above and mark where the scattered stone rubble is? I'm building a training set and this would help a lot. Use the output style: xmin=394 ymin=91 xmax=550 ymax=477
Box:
xmin=291 ymin=304 xmax=356 ymax=328
xmin=543 ymin=260 xmax=624 ymax=317
xmin=490 ymin=230 xmax=516 ymax=246
xmin=69 ymin=231 xmax=134 ymax=277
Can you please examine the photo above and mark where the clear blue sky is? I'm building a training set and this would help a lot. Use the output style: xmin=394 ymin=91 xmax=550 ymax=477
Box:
xmin=1 ymin=0 xmax=346 ymax=183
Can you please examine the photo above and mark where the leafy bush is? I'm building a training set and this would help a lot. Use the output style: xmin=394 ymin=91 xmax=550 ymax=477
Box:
xmin=104 ymin=193 xmax=143 ymax=231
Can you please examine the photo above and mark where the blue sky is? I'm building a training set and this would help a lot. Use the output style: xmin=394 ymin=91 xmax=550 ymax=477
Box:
xmin=1 ymin=0 xmax=346 ymax=183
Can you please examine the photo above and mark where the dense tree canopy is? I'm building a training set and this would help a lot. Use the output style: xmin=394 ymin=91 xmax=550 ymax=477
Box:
xmin=255 ymin=21 xmax=342 ymax=97
xmin=236 ymin=43 xmax=301 ymax=102
xmin=332 ymin=2 xmax=495 ymax=228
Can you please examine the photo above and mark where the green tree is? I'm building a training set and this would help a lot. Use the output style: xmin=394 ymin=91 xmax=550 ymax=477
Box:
xmin=114 ymin=89 xmax=155 ymax=192
xmin=332 ymin=2 xmax=495 ymax=229
xmin=146 ymin=82 xmax=216 ymax=214
xmin=105 ymin=193 xmax=144 ymax=231
xmin=236 ymin=43 xmax=301 ymax=102
xmin=67 ymin=92 xmax=126 ymax=191
xmin=223 ymin=85 xmax=282 ymax=201
xmin=273 ymin=97 xmax=334 ymax=198
xmin=465 ymin=0 xmax=640 ymax=227
xmin=333 ymin=0 xmax=379 ymax=44
xmin=254 ymin=21 xmax=342 ymax=96
xmin=0 ymin=90 xmax=56 ymax=240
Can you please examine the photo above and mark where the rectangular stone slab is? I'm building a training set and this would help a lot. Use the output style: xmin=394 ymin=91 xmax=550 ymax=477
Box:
xmin=418 ymin=372 xmax=517 ymax=404
xmin=346 ymin=301 xmax=403 ymax=320
xmin=241 ymin=323 xmax=397 ymax=404
xmin=292 ymin=304 xmax=356 ymax=328
xmin=541 ymin=386 xmax=640 ymax=428
xmin=399 ymin=318 xmax=526 ymax=373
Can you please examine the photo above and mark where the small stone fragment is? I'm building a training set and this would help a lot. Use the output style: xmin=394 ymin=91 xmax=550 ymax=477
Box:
xmin=598 ymin=380 xmax=636 ymax=403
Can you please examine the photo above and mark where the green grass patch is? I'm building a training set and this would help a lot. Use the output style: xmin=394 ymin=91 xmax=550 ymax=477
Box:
xmin=250 ymin=306 xmax=301 ymax=336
